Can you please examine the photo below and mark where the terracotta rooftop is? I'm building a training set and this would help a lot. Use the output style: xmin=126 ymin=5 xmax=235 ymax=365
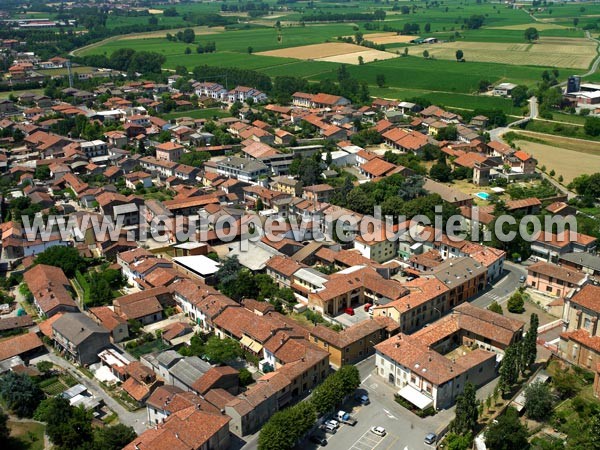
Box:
xmin=569 ymin=284 xmax=600 ymax=313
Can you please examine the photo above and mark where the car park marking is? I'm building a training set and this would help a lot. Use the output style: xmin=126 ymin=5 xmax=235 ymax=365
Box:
xmin=349 ymin=430 xmax=385 ymax=450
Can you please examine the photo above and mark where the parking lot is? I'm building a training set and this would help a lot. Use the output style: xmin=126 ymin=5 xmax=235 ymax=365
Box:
xmin=349 ymin=428 xmax=386 ymax=450
xmin=314 ymin=356 xmax=454 ymax=450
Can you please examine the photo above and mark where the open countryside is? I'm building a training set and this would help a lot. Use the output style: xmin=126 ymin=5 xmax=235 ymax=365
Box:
xmin=416 ymin=37 xmax=597 ymax=69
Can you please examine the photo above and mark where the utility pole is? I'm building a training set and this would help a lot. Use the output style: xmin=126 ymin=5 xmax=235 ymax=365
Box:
xmin=66 ymin=59 xmax=74 ymax=88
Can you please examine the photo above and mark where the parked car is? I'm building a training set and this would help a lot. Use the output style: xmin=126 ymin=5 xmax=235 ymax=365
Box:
xmin=424 ymin=433 xmax=437 ymax=445
xmin=363 ymin=303 xmax=372 ymax=312
xmin=355 ymin=393 xmax=370 ymax=405
xmin=336 ymin=410 xmax=357 ymax=426
xmin=323 ymin=423 xmax=337 ymax=434
xmin=309 ymin=433 xmax=328 ymax=446
xmin=345 ymin=307 xmax=355 ymax=316
xmin=370 ymin=426 xmax=386 ymax=437
xmin=519 ymin=275 xmax=526 ymax=283
xmin=326 ymin=419 xmax=339 ymax=429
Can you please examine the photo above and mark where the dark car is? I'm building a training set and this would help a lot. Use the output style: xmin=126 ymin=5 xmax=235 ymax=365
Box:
xmin=310 ymin=434 xmax=328 ymax=446
xmin=355 ymin=393 xmax=370 ymax=405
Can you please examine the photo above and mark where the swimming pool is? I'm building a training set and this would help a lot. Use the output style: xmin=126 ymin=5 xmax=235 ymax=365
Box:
xmin=475 ymin=192 xmax=490 ymax=200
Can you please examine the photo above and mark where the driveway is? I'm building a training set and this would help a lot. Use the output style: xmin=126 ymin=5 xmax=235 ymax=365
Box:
xmin=30 ymin=353 xmax=148 ymax=434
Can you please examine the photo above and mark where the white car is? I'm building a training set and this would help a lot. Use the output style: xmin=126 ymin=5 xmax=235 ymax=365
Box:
xmin=326 ymin=419 xmax=339 ymax=429
xmin=370 ymin=426 xmax=386 ymax=437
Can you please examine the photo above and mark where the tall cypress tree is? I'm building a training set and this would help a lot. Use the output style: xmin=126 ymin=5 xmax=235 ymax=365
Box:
xmin=499 ymin=343 xmax=519 ymax=394
xmin=451 ymin=382 xmax=479 ymax=435
xmin=524 ymin=313 xmax=539 ymax=371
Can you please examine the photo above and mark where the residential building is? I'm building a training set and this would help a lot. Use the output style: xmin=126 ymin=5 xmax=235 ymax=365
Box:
xmin=527 ymin=261 xmax=587 ymax=298
xmin=155 ymin=142 xmax=184 ymax=162
xmin=51 ymin=313 xmax=110 ymax=365
xmin=124 ymin=406 xmax=231 ymax=450
xmin=23 ymin=264 xmax=78 ymax=318
xmin=562 ymin=284 xmax=600 ymax=336
xmin=309 ymin=318 xmax=389 ymax=367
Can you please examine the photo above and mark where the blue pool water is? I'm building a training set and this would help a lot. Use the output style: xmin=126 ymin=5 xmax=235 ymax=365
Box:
xmin=476 ymin=192 xmax=490 ymax=200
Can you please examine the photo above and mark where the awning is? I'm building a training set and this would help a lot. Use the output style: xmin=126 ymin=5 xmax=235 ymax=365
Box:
xmin=240 ymin=335 xmax=263 ymax=354
xmin=397 ymin=385 xmax=433 ymax=410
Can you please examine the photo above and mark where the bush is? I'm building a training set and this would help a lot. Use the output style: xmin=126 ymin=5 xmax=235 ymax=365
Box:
xmin=507 ymin=291 xmax=525 ymax=313
xmin=239 ymin=368 xmax=253 ymax=387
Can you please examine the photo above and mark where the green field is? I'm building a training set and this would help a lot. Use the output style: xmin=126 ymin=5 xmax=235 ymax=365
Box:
xmin=7 ymin=420 xmax=46 ymax=450
xmin=163 ymin=108 xmax=231 ymax=120
xmin=71 ymin=0 xmax=599 ymax=111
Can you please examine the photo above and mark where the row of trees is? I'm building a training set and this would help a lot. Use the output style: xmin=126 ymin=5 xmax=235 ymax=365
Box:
xmin=76 ymin=47 xmax=166 ymax=74
xmin=499 ymin=314 xmax=539 ymax=394
xmin=300 ymin=11 xmax=386 ymax=22
xmin=258 ymin=366 xmax=360 ymax=450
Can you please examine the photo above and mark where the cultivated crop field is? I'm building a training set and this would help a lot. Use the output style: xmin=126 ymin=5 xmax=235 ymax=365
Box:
xmin=512 ymin=137 xmax=600 ymax=183
xmin=417 ymin=37 xmax=596 ymax=69
xmin=349 ymin=32 xmax=418 ymax=45
xmin=257 ymin=42 xmax=399 ymax=64
xmin=72 ymin=0 xmax=600 ymax=112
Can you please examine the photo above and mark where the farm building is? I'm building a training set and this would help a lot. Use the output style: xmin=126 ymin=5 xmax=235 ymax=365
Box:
xmin=493 ymin=83 xmax=517 ymax=97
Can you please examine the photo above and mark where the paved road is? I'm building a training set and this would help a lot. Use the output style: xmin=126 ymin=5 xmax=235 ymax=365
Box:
xmin=470 ymin=261 xmax=527 ymax=309
xmin=30 ymin=353 xmax=147 ymax=434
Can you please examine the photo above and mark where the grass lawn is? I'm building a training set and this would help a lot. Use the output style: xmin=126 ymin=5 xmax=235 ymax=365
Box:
xmin=128 ymin=339 xmax=170 ymax=359
xmin=0 ymin=89 xmax=44 ymax=100
xmin=521 ymin=119 xmax=600 ymax=141
xmin=163 ymin=108 xmax=231 ymax=120
xmin=37 ymin=66 xmax=96 ymax=76
xmin=7 ymin=420 xmax=45 ymax=450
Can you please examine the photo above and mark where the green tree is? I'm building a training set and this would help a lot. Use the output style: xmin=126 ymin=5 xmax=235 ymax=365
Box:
xmin=0 ymin=372 xmax=44 ymax=418
xmin=451 ymin=382 xmax=479 ymax=435
xmin=425 ymin=23 xmax=431 ymax=33
xmin=36 ymin=360 xmax=53 ymax=374
xmin=203 ymin=336 xmax=242 ymax=364
xmin=522 ymin=313 xmax=539 ymax=372
xmin=35 ymin=165 xmax=51 ymax=180
xmin=430 ymin=161 xmax=452 ymax=182
xmin=488 ymin=301 xmax=503 ymax=315
xmin=445 ymin=432 xmax=472 ymax=450
xmin=456 ymin=49 xmax=464 ymax=61
xmin=182 ymin=28 xmax=195 ymax=44
xmin=423 ymin=50 xmax=430 ymax=58
xmin=35 ymin=246 xmax=86 ymax=277
xmin=258 ymin=401 xmax=316 ymax=450
xmin=584 ymin=117 xmax=600 ymax=136
xmin=524 ymin=381 xmax=553 ymax=421
xmin=239 ymin=368 xmax=253 ymax=387
xmin=0 ymin=408 xmax=9 ymax=442
xmin=524 ymin=27 xmax=539 ymax=42
xmin=376 ymin=73 xmax=386 ymax=87
xmin=507 ymin=291 xmax=525 ymax=313
xmin=94 ymin=424 xmax=137 ymax=450
xmin=248 ymin=46 xmax=253 ymax=54
xmin=216 ymin=256 xmax=242 ymax=286
xmin=552 ymin=368 xmax=579 ymax=399
xmin=511 ymin=85 xmax=529 ymax=107
xmin=499 ymin=342 xmax=520 ymax=393
xmin=179 ymin=151 xmax=211 ymax=167
xmin=485 ymin=407 xmax=529 ymax=450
